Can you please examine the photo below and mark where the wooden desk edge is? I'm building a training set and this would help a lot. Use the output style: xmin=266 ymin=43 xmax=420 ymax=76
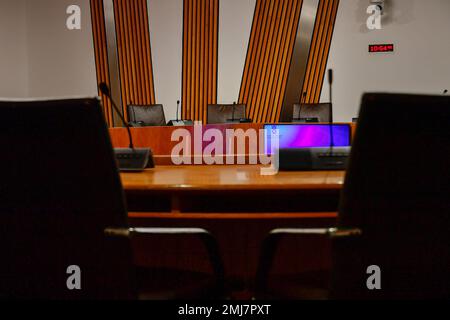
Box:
xmin=128 ymin=212 xmax=338 ymax=220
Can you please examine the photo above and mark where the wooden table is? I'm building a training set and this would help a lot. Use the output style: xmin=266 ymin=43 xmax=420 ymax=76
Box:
xmin=121 ymin=165 xmax=345 ymax=297
xmin=122 ymin=165 xmax=345 ymax=192
xmin=123 ymin=165 xmax=344 ymax=215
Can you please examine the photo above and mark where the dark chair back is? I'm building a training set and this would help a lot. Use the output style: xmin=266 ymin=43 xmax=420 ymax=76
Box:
xmin=128 ymin=104 xmax=166 ymax=126
xmin=333 ymin=93 xmax=450 ymax=299
xmin=0 ymin=98 xmax=134 ymax=299
xmin=207 ymin=104 xmax=246 ymax=124
xmin=292 ymin=103 xmax=332 ymax=122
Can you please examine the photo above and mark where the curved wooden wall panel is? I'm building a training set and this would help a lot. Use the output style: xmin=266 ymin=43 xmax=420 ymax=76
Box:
xmin=301 ymin=0 xmax=339 ymax=104
xmin=90 ymin=0 xmax=113 ymax=126
xmin=114 ymin=0 xmax=156 ymax=121
xmin=182 ymin=0 xmax=219 ymax=123
xmin=239 ymin=0 xmax=303 ymax=124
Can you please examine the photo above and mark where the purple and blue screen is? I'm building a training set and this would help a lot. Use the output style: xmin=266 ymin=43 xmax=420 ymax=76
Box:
xmin=264 ymin=124 xmax=351 ymax=154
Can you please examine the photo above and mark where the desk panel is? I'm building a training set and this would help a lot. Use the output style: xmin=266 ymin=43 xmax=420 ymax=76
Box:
xmin=109 ymin=123 xmax=356 ymax=165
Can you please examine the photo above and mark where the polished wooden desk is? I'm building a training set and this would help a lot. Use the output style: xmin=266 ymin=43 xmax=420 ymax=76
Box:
xmin=121 ymin=165 xmax=345 ymax=297
xmin=122 ymin=165 xmax=345 ymax=192
xmin=123 ymin=165 xmax=344 ymax=216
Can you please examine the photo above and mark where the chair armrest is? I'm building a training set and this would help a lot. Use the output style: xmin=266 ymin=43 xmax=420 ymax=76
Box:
xmin=267 ymin=228 xmax=362 ymax=238
xmin=104 ymin=227 xmax=225 ymax=287
xmin=255 ymin=228 xmax=361 ymax=294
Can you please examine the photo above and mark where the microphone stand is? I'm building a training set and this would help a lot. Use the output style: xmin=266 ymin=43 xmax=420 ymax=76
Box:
xmin=227 ymin=102 xmax=253 ymax=123
xmin=168 ymin=100 xmax=193 ymax=126
xmin=227 ymin=102 xmax=238 ymax=123
xmin=232 ymin=102 xmax=236 ymax=122
xmin=99 ymin=83 xmax=153 ymax=171
xmin=328 ymin=69 xmax=334 ymax=155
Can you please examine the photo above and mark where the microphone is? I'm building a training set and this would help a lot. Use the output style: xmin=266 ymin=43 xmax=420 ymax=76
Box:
xmin=328 ymin=69 xmax=333 ymax=115
xmin=226 ymin=102 xmax=238 ymax=123
xmin=231 ymin=102 xmax=236 ymax=122
xmin=293 ymin=93 xmax=319 ymax=123
xmin=167 ymin=100 xmax=193 ymax=126
xmin=226 ymin=102 xmax=252 ymax=123
xmin=444 ymin=89 xmax=448 ymax=95
xmin=99 ymin=82 xmax=153 ymax=171
xmin=99 ymin=83 xmax=134 ymax=148
xmin=328 ymin=69 xmax=335 ymax=154
xmin=278 ymin=68 xmax=350 ymax=171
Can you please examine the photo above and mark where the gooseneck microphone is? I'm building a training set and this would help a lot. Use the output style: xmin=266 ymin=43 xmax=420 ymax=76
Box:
xmin=99 ymin=83 xmax=134 ymax=149
xmin=167 ymin=100 xmax=194 ymax=126
xmin=176 ymin=100 xmax=180 ymax=122
xmin=328 ymin=69 xmax=333 ymax=120
xmin=278 ymin=68 xmax=351 ymax=171
xmin=231 ymin=102 xmax=236 ymax=122
xmin=99 ymin=82 xmax=153 ymax=171
xmin=226 ymin=101 xmax=252 ymax=123
xmin=328 ymin=69 xmax=335 ymax=153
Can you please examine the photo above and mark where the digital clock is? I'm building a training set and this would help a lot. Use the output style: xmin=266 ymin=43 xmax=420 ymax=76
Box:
xmin=369 ymin=44 xmax=394 ymax=53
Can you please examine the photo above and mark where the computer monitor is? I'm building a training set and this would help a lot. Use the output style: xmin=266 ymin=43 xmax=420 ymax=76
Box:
xmin=264 ymin=123 xmax=352 ymax=154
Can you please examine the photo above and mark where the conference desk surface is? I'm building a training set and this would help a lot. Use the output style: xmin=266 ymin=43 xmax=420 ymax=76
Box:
xmin=121 ymin=165 xmax=344 ymax=298
xmin=121 ymin=165 xmax=345 ymax=217
xmin=121 ymin=165 xmax=346 ymax=192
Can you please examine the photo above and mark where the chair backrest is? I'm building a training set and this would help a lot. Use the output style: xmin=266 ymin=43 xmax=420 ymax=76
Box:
xmin=292 ymin=103 xmax=332 ymax=122
xmin=333 ymin=93 xmax=450 ymax=299
xmin=0 ymin=98 xmax=134 ymax=299
xmin=207 ymin=104 xmax=246 ymax=124
xmin=128 ymin=104 xmax=166 ymax=126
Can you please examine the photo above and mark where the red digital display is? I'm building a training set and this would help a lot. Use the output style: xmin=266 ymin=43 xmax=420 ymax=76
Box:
xmin=369 ymin=44 xmax=394 ymax=53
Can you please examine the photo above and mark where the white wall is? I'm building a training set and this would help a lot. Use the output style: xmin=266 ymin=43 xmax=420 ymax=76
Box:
xmin=4 ymin=0 xmax=449 ymax=122
xmin=26 ymin=0 xmax=98 ymax=98
xmin=321 ymin=0 xmax=450 ymax=122
xmin=148 ymin=0 xmax=183 ymax=121
xmin=0 ymin=0 xmax=28 ymax=98
xmin=217 ymin=0 xmax=256 ymax=104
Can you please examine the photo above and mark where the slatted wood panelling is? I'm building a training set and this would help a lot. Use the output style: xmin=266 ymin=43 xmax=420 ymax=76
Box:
xmin=301 ymin=0 xmax=339 ymax=104
xmin=114 ymin=0 xmax=156 ymax=121
xmin=182 ymin=0 xmax=219 ymax=123
xmin=238 ymin=0 xmax=303 ymax=124
xmin=90 ymin=0 xmax=113 ymax=126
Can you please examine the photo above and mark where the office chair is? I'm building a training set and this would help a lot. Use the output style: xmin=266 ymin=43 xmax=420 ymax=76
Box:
xmin=128 ymin=104 xmax=166 ymax=126
xmin=292 ymin=103 xmax=332 ymax=123
xmin=0 ymin=98 xmax=225 ymax=299
xmin=256 ymin=93 xmax=450 ymax=299
xmin=207 ymin=104 xmax=246 ymax=124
